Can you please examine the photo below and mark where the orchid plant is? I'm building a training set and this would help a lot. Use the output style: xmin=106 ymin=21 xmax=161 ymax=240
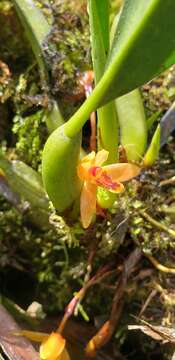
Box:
xmin=11 ymin=0 xmax=175 ymax=231
xmin=3 ymin=0 xmax=175 ymax=358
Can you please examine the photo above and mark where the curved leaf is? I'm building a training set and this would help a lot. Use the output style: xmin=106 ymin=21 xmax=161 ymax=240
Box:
xmin=103 ymin=0 xmax=175 ymax=104
xmin=88 ymin=0 xmax=118 ymax=163
xmin=12 ymin=0 xmax=64 ymax=131
xmin=88 ymin=0 xmax=109 ymax=82
xmin=64 ymin=0 xmax=175 ymax=137
xmin=12 ymin=0 xmax=50 ymax=83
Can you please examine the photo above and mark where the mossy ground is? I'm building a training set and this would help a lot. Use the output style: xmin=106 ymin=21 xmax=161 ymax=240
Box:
xmin=0 ymin=1 xmax=175 ymax=359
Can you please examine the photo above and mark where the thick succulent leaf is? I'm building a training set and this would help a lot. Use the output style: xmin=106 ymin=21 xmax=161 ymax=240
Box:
xmin=88 ymin=0 xmax=109 ymax=82
xmin=95 ymin=0 xmax=109 ymax=57
xmin=42 ymin=125 xmax=82 ymax=212
xmin=12 ymin=0 xmax=50 ymax=82
xmin=100 ymin=0 xmax=175 ymax=104
xmin=110 ymin=8 xmax=147 ymax=161
xmin=0 ymin=155 xmax=49 ymax=211
xmin=64 ymin=0 xmax=175 ymax=138
xmin=88 ymin=0 xmax=118 ymax=164
xmin=116 ymin=89 xmax=147 ymax=161
xmin=12 ymin=0 xmax=65 ymax=131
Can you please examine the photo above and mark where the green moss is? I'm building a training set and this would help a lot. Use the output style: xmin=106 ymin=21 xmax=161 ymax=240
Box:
xmin=12 ymin=110 xmax=47 ymax=170
xmin=42 ymin=1 xmax=91 ymax=117
xmin=142 ymin=65 xmax=175 ymax=116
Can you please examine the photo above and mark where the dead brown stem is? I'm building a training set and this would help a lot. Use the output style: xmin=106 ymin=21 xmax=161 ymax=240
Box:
xmin=145 ymin=254 xmax=175 ymax=274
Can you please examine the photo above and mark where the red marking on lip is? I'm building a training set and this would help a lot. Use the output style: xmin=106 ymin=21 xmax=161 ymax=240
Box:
xmin=97 ymin=171 xmax=120 ymax=190
xmin=89 ymin=167 xmax=121 ymax=191
xmin=89 ymin=166 xmax=102 ymax=177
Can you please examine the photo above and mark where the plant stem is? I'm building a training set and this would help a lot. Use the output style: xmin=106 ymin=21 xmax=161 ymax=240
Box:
xmin=140 ymin=210 xmax=175 ymax=238
xmin=145 ymin=254 xmax=175 ymax=274
xmin=97 ymin=102 xmax=118 ymax=162
xmin=88 ymin=0 xmax=118 ymax=161
xmin=63 ymin=74 xmax=102 ymax=137
xmin=160 ymin=176 xmax=175 ymax=187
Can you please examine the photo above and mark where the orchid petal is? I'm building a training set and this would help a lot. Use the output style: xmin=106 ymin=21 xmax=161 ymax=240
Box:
xmin=40 ymin=332 xmax=65 ymax=360
xmin=94 ymin=149 xmax=109 ymax=166
xmin=77 ymin=163 xmax=87 ymax=181
xmin=18 ymin=330 xmax=49 ymax=343
xmin=77 ymin=151 xmax=96 ymax=180
xmin=103 ymin=163 xmax=141 ymax=183
xmin=80 ymin=181 xmax=96 ymax=228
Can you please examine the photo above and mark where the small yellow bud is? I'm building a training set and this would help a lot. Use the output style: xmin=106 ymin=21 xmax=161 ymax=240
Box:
xmin=40 ymin=332 xmax=65 ymax=360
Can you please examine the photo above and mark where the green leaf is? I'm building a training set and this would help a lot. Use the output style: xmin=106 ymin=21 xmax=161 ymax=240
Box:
xmin=88 ymin=0 xmax=118 ymax=163
xmin=116 ymin=89 xmax=147 ymax=161
xmin=0 ymin=155 xmax=49 ymax=211
xmin=95 ymin=0 xmax=109 ymax=56
xmin=88 ymin=0 xmax=109 ymax=82
xmin=111 ymin=8 xmax=147 ymax=161
xmin=147 ymin=111 xmax=161 ymax=131
xmin=88 ymin=0 xmax=118 ymax=210
xmin=64 ymin=0 xmax=175 ymax=138
xmin=103 ymin=0 xmax=175 ymax=104
xmin=12 ymin=0 xmax=50 ymax=82
xmin=13 ymin=0 xmax=65 ymax=131
xmin=143 ymin=124 xmax=160 ymax=166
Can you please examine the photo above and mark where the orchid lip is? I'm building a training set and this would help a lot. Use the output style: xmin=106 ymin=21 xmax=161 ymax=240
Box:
xmin=89 ymin=166 xmax=121 ymax=191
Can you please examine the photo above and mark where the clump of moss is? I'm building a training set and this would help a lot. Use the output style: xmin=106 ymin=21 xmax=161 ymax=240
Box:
xmin=12 ymin=110 xmax=46 ymax=170
xmin=142 ymin=65 xmax=175 ymax=115
xmin=129 ymin=146 xmax=175 ymax=255
xmin=0 ymin=195 xmax=81 ymax=310
xmin=43 ymin=1 xmax=90 ymax=111
xmin=0 ymin=0 xmax=91 ymax=162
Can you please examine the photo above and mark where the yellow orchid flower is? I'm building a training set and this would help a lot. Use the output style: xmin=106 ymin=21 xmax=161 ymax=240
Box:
xmin=40 ymin=332 xmax=70 ymax=360
xmin=16 ymin=330 xmax=70 ymax=360
xmin=77 ymin=149 xmax=141 ymax=228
